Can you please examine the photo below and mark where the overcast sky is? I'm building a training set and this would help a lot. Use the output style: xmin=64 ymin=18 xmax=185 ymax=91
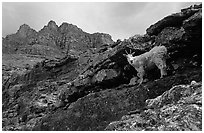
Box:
xmin=2 ymin=2 xmax=201 ymax=41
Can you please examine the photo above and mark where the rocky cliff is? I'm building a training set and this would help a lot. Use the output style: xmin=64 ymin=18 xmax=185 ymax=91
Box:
xmin=2 ymin=4 xmax=202 ymax=131
xmin=2 ymin=20 xmax=114 ymax=58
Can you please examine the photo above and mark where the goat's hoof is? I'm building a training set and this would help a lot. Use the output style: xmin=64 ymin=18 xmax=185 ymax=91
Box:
xmin=160 ymin=75 xmax=167 ymax=79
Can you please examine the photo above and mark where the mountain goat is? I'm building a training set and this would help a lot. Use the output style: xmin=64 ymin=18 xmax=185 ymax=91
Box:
xmin=123 ymin=46 xmax=167 ymax=86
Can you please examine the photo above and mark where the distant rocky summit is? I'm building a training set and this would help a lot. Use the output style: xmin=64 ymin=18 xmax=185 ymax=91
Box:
xmin=2 ymin=4 xmax=202 ymax=131
xmin=2 ymin=20 xmax=114 ymax=58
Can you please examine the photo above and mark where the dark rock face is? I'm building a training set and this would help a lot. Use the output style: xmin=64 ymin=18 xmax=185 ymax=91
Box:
xmin=2 ymin=4 xmax=202 ymax=131
xmin=33 ymin=86 xmax=148 ymax=131
xmin=146 ymin=4 xmax=201 ymax=36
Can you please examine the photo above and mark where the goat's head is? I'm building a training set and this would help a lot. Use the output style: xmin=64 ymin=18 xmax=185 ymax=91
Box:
xmin=123 ymin=49 xmax=135 ymax=64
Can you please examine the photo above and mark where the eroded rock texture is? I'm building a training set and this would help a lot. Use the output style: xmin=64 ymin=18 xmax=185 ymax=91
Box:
xmin=105 ymin=82 xmax=202 ymax=131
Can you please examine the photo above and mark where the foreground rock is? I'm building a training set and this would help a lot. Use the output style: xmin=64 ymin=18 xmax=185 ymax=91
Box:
xmin=32 ymin=68 xmax=201 ymax=131
xmin=33 ymin=85 xmax=147 ymax=131
xmin=105 ymin=81 xmax=202 ymax=131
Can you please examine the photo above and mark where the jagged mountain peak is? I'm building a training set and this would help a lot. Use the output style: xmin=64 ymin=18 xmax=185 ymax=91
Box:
xmin=19 ymin=24 xmax=31 ymax=30
xmin=39 ymin=20 xmax=59 ymax=33
xmin=58 ymin=22 xmax=83 ymax=33
xmin=47 ymin=20 xmax=58 ymax=30
xmin=16 ymin=24 xmax=37 ymax=38
xmin=3 ymin=20 xmax=114 ymax=55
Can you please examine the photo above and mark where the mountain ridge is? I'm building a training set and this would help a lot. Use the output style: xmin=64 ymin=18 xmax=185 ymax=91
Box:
xmin=3 ymin=20 xmax=114 ymax=58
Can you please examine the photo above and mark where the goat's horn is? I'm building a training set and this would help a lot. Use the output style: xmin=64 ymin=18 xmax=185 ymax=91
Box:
xmin=125 ymin=50 xmax=128 ymax=54
xmin=132 ymin=52 xmax=135 ymax=55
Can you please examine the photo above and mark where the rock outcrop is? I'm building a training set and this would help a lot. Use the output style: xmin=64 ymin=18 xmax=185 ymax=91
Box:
xmin=105 ymin=81 xmax=202 ymax=131
xmin=146 ymin=4 xmax=201 ymax=36
xmin=2 ymin=4 xmax=202 ymax=131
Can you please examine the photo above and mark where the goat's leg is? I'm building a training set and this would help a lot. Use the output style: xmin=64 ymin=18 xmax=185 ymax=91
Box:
xmin=155 ymin=60 xmax=167 ymax=78
xmin=136 ymin=67 xmax=145 ymax=86
xmin=160 ymin=68 xmax=167 ymax=78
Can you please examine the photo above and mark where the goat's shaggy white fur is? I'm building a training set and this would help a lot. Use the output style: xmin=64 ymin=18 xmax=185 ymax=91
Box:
xmin=123 ymin=46 xmax=167 ymax=85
